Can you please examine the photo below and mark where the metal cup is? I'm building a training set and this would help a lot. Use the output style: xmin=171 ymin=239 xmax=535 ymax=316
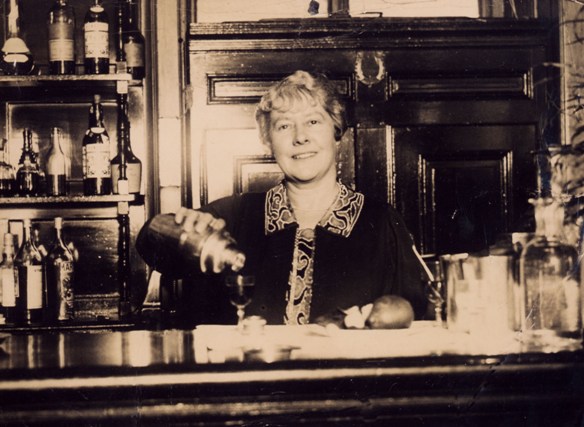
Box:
xmin=441 ymin=253 xmax=517 ymax=335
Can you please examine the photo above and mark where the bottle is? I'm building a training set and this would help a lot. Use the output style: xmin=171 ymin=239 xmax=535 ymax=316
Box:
xmin=32 ymin=227 xmax=48 ymax=259
xmin=144 ymin=214 xmax=246 ymax=274
xmin=16 ymin=129 xmax=41 ymax=196
xmin=0 ymin=139 xmax=15 ymax=197
xmin=83 ymin=0 xmax=109 ymax=74
xmin=82 ymin=95 xmax=111 ymax=195
xmin=111 ymin=104 xmax=141 ymax=194
xmin=519 ymin=198 xmax=581 ymax=340
xmin=45 ymin=217 xmax=74 ymax=323
xmin=46 ymin=127 xmax=67 ymax=196
xmin=0 ymin=0 xmax=35 ymax=75
xmin=15 ymin=219 xmax=44 ymax=324
xmin=121 ymin=0 xmax=145 ymax=80
xmin=47 ymin=0 xmax=75 ymax=75
xmin=0 ymin=233 xmax=17 ymax=324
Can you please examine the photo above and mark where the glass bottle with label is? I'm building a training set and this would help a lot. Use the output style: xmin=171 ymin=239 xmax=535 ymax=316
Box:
xmin=520 ymin=198 xmax=581 ymax=341
xmin=0 ymin=233 xmax=17 ymax=324
xmin=0 ymin=139 xmax=15 ymax=197
xmin=82 ymin=95 xmax=111 ymax=195
xmin=0 ymin=0 xmax=36 ymax=75
xmin=15 ymin=219 xmax=44 ymax=324
xmin=45 ymin=217 xmax=75 ymax=323
xmin=16 ymin=129 xmax=41 ymax=196
xmin=46 ymin=127 xmax=67 ymax=196
xmin=47 ymin=0 xmax=75 ymax=75
xmin=122 ymin=0 xmax=145 ymax=79
xmin=83 ymin=0 xmax=109 ymax=74
xmin=111 ymin=101 xmax=141 ymax=194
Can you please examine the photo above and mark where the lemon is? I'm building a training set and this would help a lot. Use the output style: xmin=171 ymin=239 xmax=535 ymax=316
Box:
xmin=366 ymin=295 xmax=414 ymax=329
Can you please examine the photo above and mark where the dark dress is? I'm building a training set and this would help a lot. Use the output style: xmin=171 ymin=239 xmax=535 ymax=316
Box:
xmin=136 ymin=183 xmax=427 ymax=326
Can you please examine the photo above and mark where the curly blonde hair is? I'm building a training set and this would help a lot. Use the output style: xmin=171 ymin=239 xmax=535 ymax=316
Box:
xmin=255 ymin=70 xmax=347 ymax=147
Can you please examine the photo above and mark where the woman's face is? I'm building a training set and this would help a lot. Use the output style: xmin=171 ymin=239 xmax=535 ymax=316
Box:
xmin=268 ymin=99 xmax=338 ymax=186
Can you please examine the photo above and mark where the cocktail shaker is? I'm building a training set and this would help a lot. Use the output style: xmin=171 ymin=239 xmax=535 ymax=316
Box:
xmin=146 ymin=214 xmax=246 ymax=274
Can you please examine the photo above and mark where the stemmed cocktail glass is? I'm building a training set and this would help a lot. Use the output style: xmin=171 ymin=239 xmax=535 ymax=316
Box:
xmin=225 ymin=274 xmax=255 ymax=329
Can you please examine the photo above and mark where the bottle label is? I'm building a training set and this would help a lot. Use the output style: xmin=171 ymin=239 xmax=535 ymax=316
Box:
xmin=83 ymin=144 xmax=111 ymax=179
xmin=55 ymin=261 xmax=74 ymax=321
xmin=48 ymin=23 xmax=74 ymax=61
xmin=25 ymin=265 xmax=43 ymax=309
xmin=3 ymin=53 xmax=29 ymax=64
xmin=1 ymin=268 xmax=16 ymax=307
xmin=111 ymin=162 xmax=141 ymax=194
xmin=124 ymin=43 xmax=144 ymax=67
xmin=84 ymin=22 xmax=109 ymax=59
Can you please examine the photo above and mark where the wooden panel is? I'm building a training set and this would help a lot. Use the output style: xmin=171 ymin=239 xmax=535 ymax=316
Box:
xmin=420 ymin=151 xmax=512 ymax=254
xmin=393 ymin=125 xmax=536 ymax=254
xmin=389 ymin=73 xmax=530 ymax=99
xmin=207 ymin=75 xmax=354 ymax=104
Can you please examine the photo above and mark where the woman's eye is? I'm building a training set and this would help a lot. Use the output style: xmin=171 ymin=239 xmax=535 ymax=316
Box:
xmin=276 ymin=123 xmax=289 ymax=131
xmin=308 ymin=119 xmax=320 ymax=126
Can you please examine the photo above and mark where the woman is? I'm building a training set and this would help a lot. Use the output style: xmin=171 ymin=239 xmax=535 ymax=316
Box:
xmin=137 ymin=70 xmax=427 ymax=326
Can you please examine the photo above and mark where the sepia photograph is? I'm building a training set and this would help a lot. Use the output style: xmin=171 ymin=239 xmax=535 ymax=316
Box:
xmin=0 ymin=0 xmax=581 ymax=425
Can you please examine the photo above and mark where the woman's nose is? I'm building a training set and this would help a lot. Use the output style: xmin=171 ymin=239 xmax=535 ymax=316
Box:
xmin=294 ymin=125 xmax=309 ymax=145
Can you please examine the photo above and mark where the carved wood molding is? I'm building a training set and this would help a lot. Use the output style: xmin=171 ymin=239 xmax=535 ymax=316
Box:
xmin=189 ymin=19 xmax=551 ymax=52
xmin=207 ymin=74 xmax=355 ymax=104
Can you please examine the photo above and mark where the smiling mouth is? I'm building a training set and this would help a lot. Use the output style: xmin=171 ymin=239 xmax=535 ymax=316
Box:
xmin=292 ymin=152 xmax=317 ymax=160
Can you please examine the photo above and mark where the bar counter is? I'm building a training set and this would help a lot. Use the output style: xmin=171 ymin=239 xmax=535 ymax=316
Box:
xmin=0 ymin=323 xmax=583 ymax=426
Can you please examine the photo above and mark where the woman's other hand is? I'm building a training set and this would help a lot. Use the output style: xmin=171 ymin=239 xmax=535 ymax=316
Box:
xmin=174 ymin=207 xmax=227 ymax=235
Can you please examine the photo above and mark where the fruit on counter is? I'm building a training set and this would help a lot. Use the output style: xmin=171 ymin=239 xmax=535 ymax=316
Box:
xmin=365 ymin=295 xmax=414 ymax=329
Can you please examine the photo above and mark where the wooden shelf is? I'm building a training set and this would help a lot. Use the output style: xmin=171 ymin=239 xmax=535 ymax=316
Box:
xmin=0 ymin=194 xmax=137 ymax=205
xmin=0 ymin=73 xmax=133 ymax=86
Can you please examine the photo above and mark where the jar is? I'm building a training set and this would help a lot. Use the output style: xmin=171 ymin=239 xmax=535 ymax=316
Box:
xmin=519 ymin=198 xmax=581 ymax=339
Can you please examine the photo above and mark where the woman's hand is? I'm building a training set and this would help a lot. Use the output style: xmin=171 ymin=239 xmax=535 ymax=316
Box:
xmin=174 ymin=207 xmax=227 ymax=235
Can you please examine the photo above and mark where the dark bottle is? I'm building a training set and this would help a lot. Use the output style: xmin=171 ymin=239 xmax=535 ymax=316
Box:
xmin=15 ymin=219 xmax=44 ymax=324
xmin=122 ymin=1 xmax=145 ymax=79
xmin=45 ymin=217 xmax=75 ymax=323
xmin=0 ymin=0 xmax=36 ymax=75
xmin=16 ymin=129 xmax=41 ymax=196
xmin=111 ymin=105 xmax=141 ymax=194
xmin=0 ymin=233 xmax=18 ymax=323
xmin=83 ymin=0 xmax=109 ymax=74
xmin=48 ymin=0 xmax=75 ymax=75
xmin=82 ymin=95 xmax=112 ymax=195
xmin=0 ymin=139 xmax=16 ymax=197
xmin=46 ymin=127 xmax=67 ymax=196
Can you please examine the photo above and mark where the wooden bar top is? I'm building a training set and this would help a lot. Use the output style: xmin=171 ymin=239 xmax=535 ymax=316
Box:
xmin=0 ymin=325 xmax=582 ymax=425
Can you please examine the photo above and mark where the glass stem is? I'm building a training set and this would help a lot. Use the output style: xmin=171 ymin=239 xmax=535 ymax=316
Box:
xmin=236 ymin=306 xmax=245 ymax=329
xmin=435 ymin=306 xmax=442 ymax=325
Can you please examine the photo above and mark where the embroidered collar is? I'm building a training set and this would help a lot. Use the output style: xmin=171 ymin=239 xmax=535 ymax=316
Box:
xmin=265 ymin=182 xmax=364 ymax=238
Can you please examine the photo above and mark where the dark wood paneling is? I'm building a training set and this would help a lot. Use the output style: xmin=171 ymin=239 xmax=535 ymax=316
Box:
xmin=394 ymin=125 xmax=536 ymax=254
xmin=189 ymin=18 xmax=558 ymax=255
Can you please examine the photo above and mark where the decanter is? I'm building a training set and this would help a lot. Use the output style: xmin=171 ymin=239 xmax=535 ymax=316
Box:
xmin=519 ymin=198 xmax=581 ymax=339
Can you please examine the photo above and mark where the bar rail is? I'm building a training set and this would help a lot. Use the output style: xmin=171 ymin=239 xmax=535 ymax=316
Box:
xmin=0 ymin=329 xmax=581 ymax=426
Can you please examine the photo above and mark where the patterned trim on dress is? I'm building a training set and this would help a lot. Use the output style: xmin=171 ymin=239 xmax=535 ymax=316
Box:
xmin=264 ymin=182 xmax=364 ymax=237
xmin=284 ymin=228 xmax=315 ymax=325
xmin=264 ymin=181 xmax=365 ymax=325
